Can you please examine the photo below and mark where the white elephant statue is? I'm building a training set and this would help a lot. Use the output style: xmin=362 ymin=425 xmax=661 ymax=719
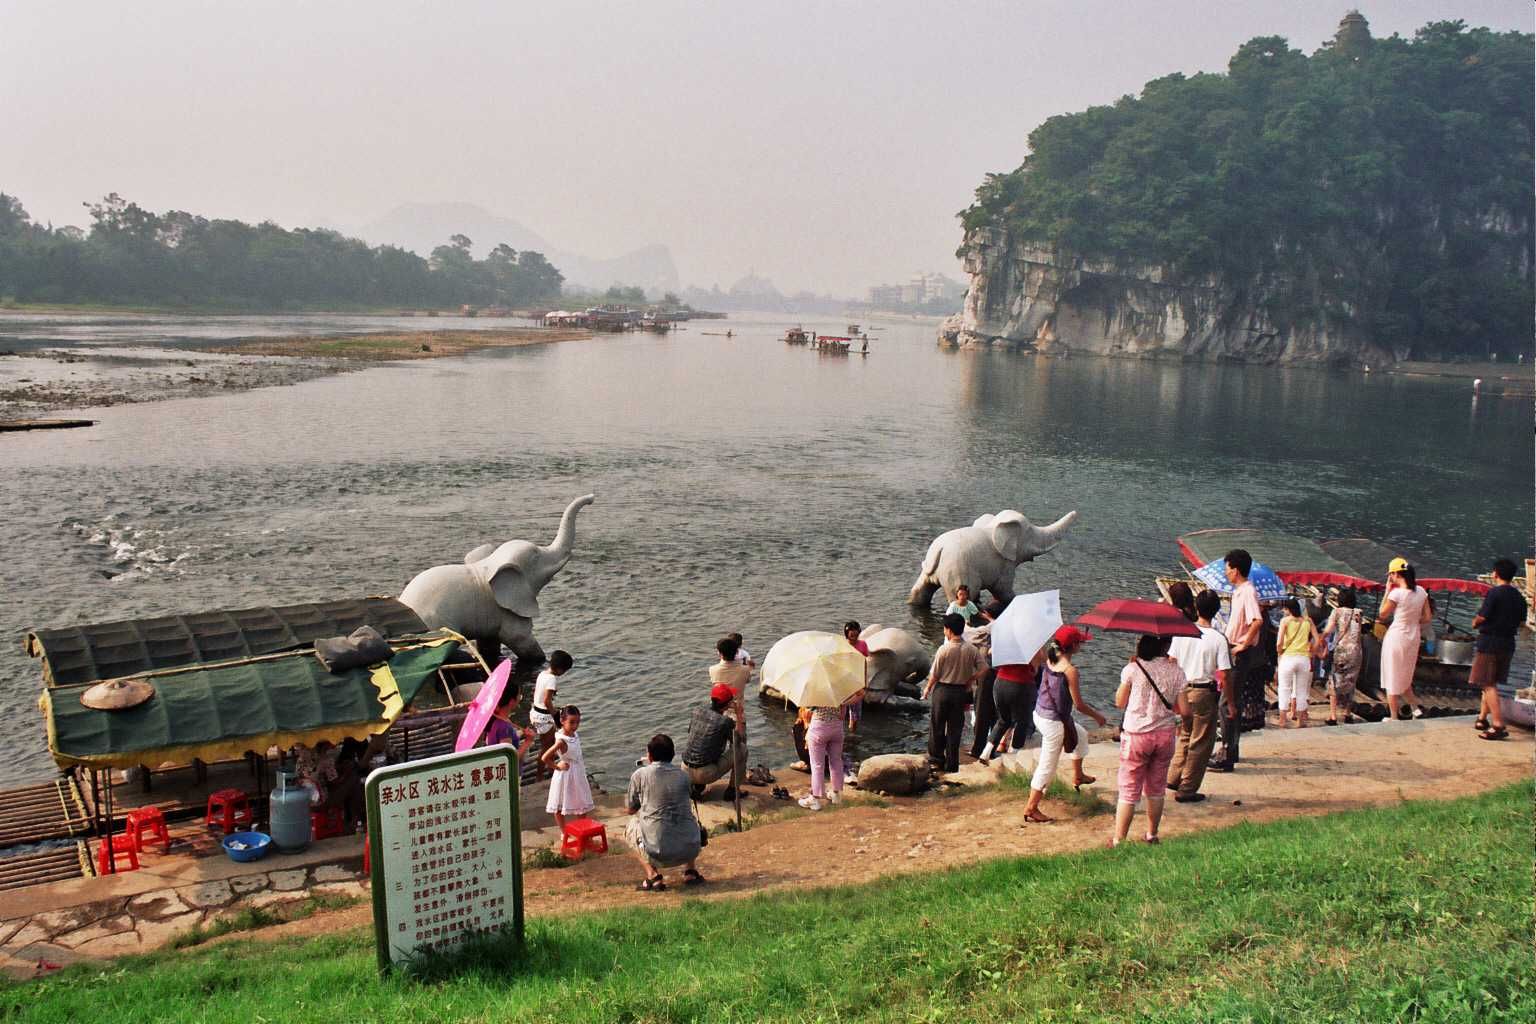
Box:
xmin=400 ymin=494 xmax=595 ymax=666
xmin=907 ymin=509 xmax=1077 ymax=608
xmin=859 ymin=625 xmax=931 ymax=703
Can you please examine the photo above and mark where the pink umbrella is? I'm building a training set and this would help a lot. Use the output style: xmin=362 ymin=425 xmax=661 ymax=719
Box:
xmin=454 ymin=659 xmax=512 ymax=752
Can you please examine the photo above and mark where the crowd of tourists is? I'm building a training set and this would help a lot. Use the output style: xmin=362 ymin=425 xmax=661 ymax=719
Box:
xmin=473 ymin=551 xmax=1526 ymax=886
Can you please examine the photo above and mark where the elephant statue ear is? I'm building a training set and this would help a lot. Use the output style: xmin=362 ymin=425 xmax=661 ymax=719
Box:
xmin=478 ymin=540 xmax=543 ymax=619
xmin=464 ymin=543 xmax=496 ymax=565
xmin=488 ymin=564 xmax=540 ymax=619
xmin=990 ymin=512 xmax=1026 ymax=562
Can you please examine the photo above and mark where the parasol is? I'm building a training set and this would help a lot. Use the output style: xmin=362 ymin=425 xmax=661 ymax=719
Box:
xmin=454 ymin=659 xmax=512 ymax=752
xmin=761 ymin=631 xmax=867 ymax=708
xmin=1193 ymin=559 xmax=1288 ymax=601
xmin=1075 ymin=598 xmax=1202 ymax=638
xmin=988 ymin=589 xmax=1063 ymax=666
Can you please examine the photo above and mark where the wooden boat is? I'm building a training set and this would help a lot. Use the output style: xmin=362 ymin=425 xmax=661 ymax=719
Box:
xmin=814 ymin=335 xmax=851 ymax=354
xmin=1166 ymin=529 xmax=1525 ymax=718
xmin=784 ymin=327 xmax=811 ymax=345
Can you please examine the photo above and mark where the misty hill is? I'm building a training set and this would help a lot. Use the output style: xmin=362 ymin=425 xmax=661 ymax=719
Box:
xmin=359 ymin=203 xmax=680 ymax=294
xmin=949 ymin=16 xmax=1533 ymax=362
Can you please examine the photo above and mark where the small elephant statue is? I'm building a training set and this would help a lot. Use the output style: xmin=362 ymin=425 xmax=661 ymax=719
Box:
xmin=400 ymin=494 xmax=595 ymax=666
xmin=907 ymin=509 xmax=1077 ymax=609
xmin=859 ymin=625 xmax=931 ymax=703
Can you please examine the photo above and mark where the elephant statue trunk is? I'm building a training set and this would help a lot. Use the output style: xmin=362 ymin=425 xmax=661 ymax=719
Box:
xmin=399 ymin=494 xmax=596 ymax=667
xmin=907 ymin=508 xmax=1077 ymax=609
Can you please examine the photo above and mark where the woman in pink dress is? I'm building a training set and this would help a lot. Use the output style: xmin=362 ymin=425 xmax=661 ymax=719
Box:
xmin=1377 ymin=558 xmax=1431 ymax=720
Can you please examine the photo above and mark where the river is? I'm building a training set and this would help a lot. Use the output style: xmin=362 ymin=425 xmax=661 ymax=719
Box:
xmin=0 ymin=312 xmax=1529 ymax=788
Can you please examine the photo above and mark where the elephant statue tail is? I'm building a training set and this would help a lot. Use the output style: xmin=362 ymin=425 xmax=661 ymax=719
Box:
xmin=907 ymin=538 xmax=944 ymax=606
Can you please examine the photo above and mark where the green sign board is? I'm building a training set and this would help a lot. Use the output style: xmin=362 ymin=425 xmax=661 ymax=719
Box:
xmin=365 ymin=744 xmax=524 ymax=971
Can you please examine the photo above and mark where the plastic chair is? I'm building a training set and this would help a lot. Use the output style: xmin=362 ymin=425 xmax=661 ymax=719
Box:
xmin=205 ymin=789 xmax=253 ymax=834
xmin=96 ymin=834 xmax=140 ymax=873
xmin=559 ymin=818 xmax=608 ymax=861
xmin=125 ymin=807 xmax=171 ymax=855
xmin=310 ymin=806 xmax=346 ymax=840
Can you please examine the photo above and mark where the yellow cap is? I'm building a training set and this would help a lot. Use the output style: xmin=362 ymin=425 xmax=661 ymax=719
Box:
xmin=1387 ymin=556 xmax=1410 ymax=574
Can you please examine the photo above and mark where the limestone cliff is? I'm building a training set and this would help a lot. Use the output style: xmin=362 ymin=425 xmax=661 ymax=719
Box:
xmin=939 ymin=226 xmax=1392 ymax=366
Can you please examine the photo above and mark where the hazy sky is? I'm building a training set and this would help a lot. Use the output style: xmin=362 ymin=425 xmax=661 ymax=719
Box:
xmin=4 ymin=1 xmax=1530 ymax=295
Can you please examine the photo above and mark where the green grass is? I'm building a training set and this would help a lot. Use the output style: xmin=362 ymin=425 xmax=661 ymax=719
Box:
xmin=2 ymin=785 xmax=1529 ymax=1023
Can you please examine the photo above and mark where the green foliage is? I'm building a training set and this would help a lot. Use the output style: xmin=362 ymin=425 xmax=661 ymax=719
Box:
xmin=0 ymin=193 xmax=565 ymax=310
xmin=2 ymin=784 xmax=1528 ymax=1022
xmin=961 ymin=20 xmax=1533 ymax=358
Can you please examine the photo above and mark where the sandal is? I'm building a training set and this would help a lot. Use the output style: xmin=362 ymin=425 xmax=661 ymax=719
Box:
xmin=1479 ymin=727 xmax=1509 ymax=741
xmin=683 ymin=868 xmax=706 ymax=886
xmin=1022 ymin=809 xmax=1054 ymax=824
xmin=771 ymin=786 xmax=792 ymax=801
xmin=637 ymin=876 xmax=667 ymax=892
xmin=1074 ymin=774 xmax=1096 ymax=790
xmin=1144 ymin=834 xmax=1160 ymax=845
xmin=1474 ymin=717 xmax=1488 ymax=731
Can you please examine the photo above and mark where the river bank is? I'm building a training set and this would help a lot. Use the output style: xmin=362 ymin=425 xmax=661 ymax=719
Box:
xmin=0 ymin=327 xmax=591 ymax=418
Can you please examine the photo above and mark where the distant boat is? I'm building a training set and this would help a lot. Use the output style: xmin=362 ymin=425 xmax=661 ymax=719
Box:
xmin=784 ymin=327 xmax=812 ymax=345
xmin=847 ymin=323 xmax=861 ymax=335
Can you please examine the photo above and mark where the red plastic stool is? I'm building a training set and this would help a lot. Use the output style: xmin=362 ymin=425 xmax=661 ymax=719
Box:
xmin=205 ymin=788 xmax=253 ymax=834
xmin=311 ymin=806 xmax=346 ymax=840
xmin=96 ymin=834 xmax=140 ymax=873
xmin=559 ymin=818 xmax=609 ymax=861
xmin=125 ymin=807 xmax=171 ymax=855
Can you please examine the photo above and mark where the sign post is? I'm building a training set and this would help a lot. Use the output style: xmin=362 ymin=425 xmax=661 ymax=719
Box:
xmin=365 ymin=745 xmax=524 ymax=972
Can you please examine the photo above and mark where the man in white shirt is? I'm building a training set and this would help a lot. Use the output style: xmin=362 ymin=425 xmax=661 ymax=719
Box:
xmin=1167 ymin=589 xmax=1231 ymax=801
xmin=1215 ymin=549 xmax=1262 ymax=771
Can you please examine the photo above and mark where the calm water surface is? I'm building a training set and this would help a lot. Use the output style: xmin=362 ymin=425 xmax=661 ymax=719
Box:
xmin=0 ymin=313 xmax=1529 ymax=786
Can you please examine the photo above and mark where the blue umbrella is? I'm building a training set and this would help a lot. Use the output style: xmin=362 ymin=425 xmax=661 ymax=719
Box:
xmin=1193 ymin=559 xmax=1288 ymax=601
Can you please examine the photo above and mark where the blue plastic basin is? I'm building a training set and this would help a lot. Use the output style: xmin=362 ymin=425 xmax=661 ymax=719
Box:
xmin=221 ymin=830 xmax=273 ymax=863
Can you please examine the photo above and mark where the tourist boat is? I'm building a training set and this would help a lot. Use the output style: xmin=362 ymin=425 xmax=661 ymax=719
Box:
xmin=847 ymin=323 xmax=861 ymax=335
xmin=814 ymin=335 xmax=852 ymax=354
xmin=784 ymin=327 xmax=812 ymax=345
xmin=9 ymin=597 xmax=502 ymax=888
xmin=1161 ymin=528 xmax=1525 ymax=718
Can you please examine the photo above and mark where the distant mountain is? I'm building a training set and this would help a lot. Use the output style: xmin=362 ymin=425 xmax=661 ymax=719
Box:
xmin=356 ymin=202 xmax=679 ymax=294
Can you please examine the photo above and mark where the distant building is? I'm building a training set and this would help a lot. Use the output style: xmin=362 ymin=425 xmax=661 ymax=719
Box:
xmin=866 ymin=272 xmax=965 ymax=312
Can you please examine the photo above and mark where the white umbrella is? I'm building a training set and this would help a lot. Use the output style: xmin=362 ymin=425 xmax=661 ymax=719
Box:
xmin=761 ymin=631 xmax=867 ymax=708
xmin=988 ymin=589 xmax=1063 ymax=667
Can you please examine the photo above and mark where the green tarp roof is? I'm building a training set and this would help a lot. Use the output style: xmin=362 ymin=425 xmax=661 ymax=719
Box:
xmin=26 ymin=598 xmax=428 ymax=687
xmin=1178 ymin=529 xmax=1366 ymax=580
xmin=42 ymin=633 xmax=461 ymax=769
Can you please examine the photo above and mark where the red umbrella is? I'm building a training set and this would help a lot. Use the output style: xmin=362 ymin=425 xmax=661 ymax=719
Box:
xmin=1074 ymin=598 xmax=1201 ymax=638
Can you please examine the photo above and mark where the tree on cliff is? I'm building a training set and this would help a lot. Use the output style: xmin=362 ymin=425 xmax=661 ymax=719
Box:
xmin=960 ymin=17 xmax=1533 ymax=359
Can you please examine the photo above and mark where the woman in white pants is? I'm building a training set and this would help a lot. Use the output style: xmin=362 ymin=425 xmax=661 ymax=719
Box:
xmin=1021 ymin=626 xmax=1108 ymax=823
xmin=1274 ymin=599 xmax=1317 ymax=726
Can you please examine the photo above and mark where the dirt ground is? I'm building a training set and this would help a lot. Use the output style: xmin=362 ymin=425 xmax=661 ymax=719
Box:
xmin=238 ymin=716 xmax=1531 ymax=948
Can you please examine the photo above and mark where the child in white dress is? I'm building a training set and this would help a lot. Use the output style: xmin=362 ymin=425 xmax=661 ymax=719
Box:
xmin=541 ymin=705 xmax=594 ymax=832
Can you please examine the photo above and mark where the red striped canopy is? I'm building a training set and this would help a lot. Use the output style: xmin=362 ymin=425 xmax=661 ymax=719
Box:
xmin=1074 ymin=599 xmax=1202 ymax=638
